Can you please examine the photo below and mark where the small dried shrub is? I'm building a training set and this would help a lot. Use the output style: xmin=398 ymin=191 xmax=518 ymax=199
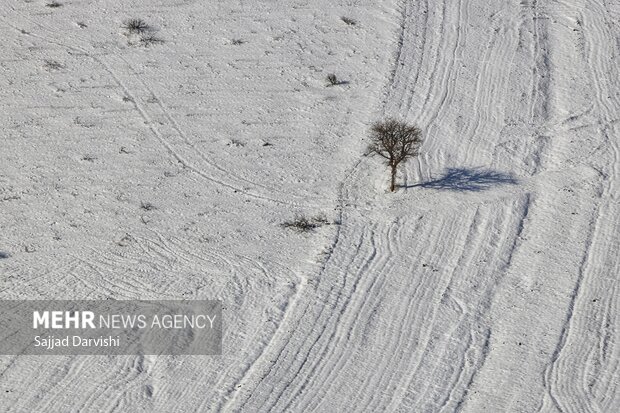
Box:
xmin=326 ymin=73 xmax=339 ymax=86
xmin=81 ymin=154 xmax=97 ymax=162
xmin=282 ymin=214 xmax=329 ymax=233
xmin=43 ymin=60 xmax=64 ymax=71
xmin=123 ymin=18 xmax=149 ymax=34
xmin=228 ymin=139 xmax=245 ymax=147
xmin=140 ymin=202 xmax=157 ymax=211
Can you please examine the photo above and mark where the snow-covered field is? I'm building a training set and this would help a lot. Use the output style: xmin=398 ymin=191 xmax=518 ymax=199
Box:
xmin=1 ymin=0 xmax=619 ymax=411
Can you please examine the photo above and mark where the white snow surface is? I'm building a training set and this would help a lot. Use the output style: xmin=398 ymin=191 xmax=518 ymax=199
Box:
xmin=1 ymin=0 xmax=619 ymax=412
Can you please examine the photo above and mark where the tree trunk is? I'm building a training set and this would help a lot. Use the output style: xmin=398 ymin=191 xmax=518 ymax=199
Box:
xmin=416 ymin=156 xmax=422 ymax=185
xmin=390 ymin=164 xmax=397 ymax=192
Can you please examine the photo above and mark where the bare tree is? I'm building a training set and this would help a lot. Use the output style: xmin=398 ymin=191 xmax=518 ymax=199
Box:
xmin=367 ymin=119 xmax=423 ymax=192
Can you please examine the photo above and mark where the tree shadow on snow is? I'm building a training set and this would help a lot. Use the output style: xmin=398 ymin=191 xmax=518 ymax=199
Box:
xmin=406 ymin=167 xmax=518 ymax=192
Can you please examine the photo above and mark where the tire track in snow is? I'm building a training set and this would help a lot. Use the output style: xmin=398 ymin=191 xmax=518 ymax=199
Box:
xmin=216 ymin=151 xmax=368 ymax=411
xmin=0 ymin=3 xmax=322 ymax=209
xmin=391 ymin=197 xmax=531 ymax=412
xmin=91 ymin=53 xmax=314 ymax=209
xmin=458 ymin=1 xmax=618 ymax=409
xmin=2 ymin=0 xmax=618 ymax=411
xmin=226 ymin=218 xmax=375 ymax=411
xmin=384 ymin=0 xmax=429 ymax=117
xmin=1 ymin=7 xmax=319 ymax=407
xmin=3 ymin=3 xmax=377 ymax=411
xmin=222 ymin=1 xmax=538 ymax=411
xmin=541 ymin=0 xmax=620 ymax=410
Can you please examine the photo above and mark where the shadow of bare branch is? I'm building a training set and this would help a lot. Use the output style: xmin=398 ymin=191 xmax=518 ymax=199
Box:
xmin=406 ymin=167 xmax=518 ymax=192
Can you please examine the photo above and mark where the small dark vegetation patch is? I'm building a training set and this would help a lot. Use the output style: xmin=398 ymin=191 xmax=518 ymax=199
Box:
xmin=281 ymin=214 xmax=329 ymax=233
xmin=325 ymin=74 xmax=347 ymax=87
xmin=0 ymin=251 xmax=10 ymax=259
xmin=227 ymin=139 xmax=245 ymax=147
xmin=341 ymin=17 xmax=357 ymax=26
xmin=121 ymin=19 xmax=165 ymax=47
xmin=46 ymin=1 xmax=63 ymax=8
xmin=123 ymin=18 xmax=150 ymax=34
xmin=231 ymin=39 xmax=245 ymax=45
xmin=140 ymin=202 xmax=157 ymax=211
xmin=43 ymin=60 xmax=64 ymax=71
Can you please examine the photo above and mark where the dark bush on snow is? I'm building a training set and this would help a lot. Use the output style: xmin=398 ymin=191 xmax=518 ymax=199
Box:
xmin=282 ymin=214 xmax=329 ymax=232
xmin=123 ymin=18 xmax=150 ymax=34
xmin=326 ymin=73 xmax=339 ymax=86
